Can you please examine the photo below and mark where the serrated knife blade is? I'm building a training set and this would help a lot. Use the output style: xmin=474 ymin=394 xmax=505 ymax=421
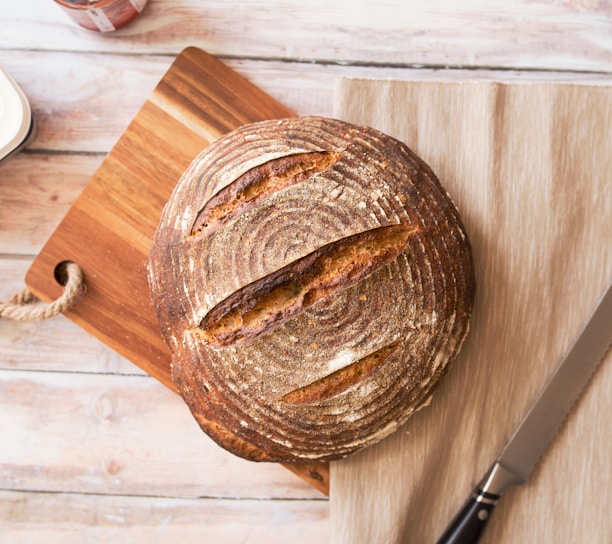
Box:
xmin=437 ymin=282 xmax=612 ymax=544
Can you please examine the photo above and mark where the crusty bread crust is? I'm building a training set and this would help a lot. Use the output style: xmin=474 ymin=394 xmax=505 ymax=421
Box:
xmin=148 ymin=116 xmax=475 ymax=462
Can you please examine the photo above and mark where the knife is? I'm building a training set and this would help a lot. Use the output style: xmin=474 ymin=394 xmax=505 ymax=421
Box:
xmin=437 ymin=282 xmax=612 ymax=544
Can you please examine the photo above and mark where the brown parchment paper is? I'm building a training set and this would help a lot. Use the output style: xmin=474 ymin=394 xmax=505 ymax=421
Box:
xmin=331 ymin=79 xmax=612 ymax=544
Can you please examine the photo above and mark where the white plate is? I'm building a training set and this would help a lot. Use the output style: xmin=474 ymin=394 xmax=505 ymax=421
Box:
xmin=0 ymin=66 xmax=34 ymax=162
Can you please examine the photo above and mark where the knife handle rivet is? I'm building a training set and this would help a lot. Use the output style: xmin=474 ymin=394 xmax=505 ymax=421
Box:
xmin=478 ymin=509 xmax=489 ymax=521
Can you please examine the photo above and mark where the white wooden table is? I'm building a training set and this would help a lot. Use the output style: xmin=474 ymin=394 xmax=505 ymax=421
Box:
xmin=1 ymin=2 xmax=610 ymax=542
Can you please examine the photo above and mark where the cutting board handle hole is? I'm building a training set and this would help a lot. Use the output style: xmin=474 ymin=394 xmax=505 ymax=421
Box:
xmin=54 ymin=261 xmax=76 ymax=287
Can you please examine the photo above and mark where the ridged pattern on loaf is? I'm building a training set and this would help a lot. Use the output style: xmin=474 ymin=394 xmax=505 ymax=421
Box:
xmin=148 ymin=116 xmax=475 ymax=462
xmin=198 ymin=224 xmax=412 ymax=347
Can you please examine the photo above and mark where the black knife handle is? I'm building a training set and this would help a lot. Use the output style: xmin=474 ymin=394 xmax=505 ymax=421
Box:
xmin=436 ymin=490 xmax=499 ymax=544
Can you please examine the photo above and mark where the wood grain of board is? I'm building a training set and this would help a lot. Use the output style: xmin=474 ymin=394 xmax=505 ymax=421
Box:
xmin=23 ymin=47 xmax=329 ymax=494
xmin=0 ymin=257 xmax=140 ymax=375
xmin=330 ymin=79 xmax=612 ymax=543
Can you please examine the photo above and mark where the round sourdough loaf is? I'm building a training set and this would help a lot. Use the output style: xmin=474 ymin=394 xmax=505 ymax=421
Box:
xmin=148 ymin=116 xmax=475 ymax=462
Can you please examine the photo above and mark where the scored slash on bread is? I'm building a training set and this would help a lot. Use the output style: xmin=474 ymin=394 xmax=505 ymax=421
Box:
xmin=198 ymin=224 xmax=414 ymax=347
xmin=191 ymin=151 xmax=342 ymax=238
xmin=279 ymin=342 xmax=400 ymax=405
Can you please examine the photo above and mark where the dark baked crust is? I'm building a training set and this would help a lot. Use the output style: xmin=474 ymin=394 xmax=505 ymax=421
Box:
xmin=148 ymin=116 xmax=475 ymax=462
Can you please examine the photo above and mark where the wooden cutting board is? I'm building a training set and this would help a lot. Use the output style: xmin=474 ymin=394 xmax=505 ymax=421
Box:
xmin=24 ymin=47 xmax=329 ymax=495
xmin=330 ymin=79 xmax=612 ymax=543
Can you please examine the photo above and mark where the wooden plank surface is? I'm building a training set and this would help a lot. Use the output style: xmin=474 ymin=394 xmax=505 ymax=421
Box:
xmin=0 ymin=368 xmax=325 ymax=500
xmin=331 ymin=79 xmax=612 ymax=543
xmin=0 ymin=154 xmax=99 ymax=255
xmin=0 ymin=491 xmax=329 ymax=544
xmin=1 ymin=1 xmax=612 ymax=541
xmin=4 ymin=51 xmax=612 ymax=155
xmin=2 ymin=1 xmax=612 ymax=71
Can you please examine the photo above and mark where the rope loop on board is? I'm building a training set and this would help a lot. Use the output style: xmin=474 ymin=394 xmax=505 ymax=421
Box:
xmin=0 ymin=262 xmax=85 ymax=321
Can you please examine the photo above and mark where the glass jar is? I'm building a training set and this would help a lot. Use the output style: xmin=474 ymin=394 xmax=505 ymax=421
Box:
xmin=53 ymin=0 xmax=149 ymax=32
